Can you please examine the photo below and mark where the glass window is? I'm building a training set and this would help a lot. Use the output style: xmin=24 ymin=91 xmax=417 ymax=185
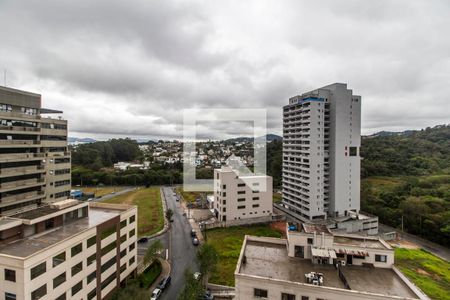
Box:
xmin=120 ymin=219 xmax=127 ymax=228
xmin=4 ymin=269 xmax=16 ymax=282
xmin=53 ymin=272 xmax=66 ymax=289
xmin=88 ymin=289 xmax=96 ymax=300
xmin=55 ymin=293 xmax=66 ymax=300
xmin=101 ymin=241 xmax=117 ymax=256
xmin=30 ymin=262 xmax=46 ymax=280
xmin=71 ymin=281 xmax=83 ymax=296
xmin=53 ymin=252 xmax=66 ymax=267
xmin=254 ymin=288 xmax=268 ymax=298
xmin=129 ymin=229 xmax=136 ymax=238
xmin=71 ymin=243 xmax=82 ymax=257
xmin=129 ymin=242 xmax=136 ymax=252
xmin=129 ymin=256 xmax=135 ymax=265
xmin=87 ymin=271 xmax=96 ymax=284
xmin=101 ymin=225 xmax=117 ymax=240
xmin=71 ymin=262 xmax=83 ymax=276
xmin=129 ymin=215 xmax=136 ymax=224
xmin=5 ymin=293 xmax=16 ymax=300
xmin=31 ymin=284 xmax=47 ymax=300
xmin=282 ymin=293 xmax=295 ymax=300
xmin=87 ymin=236 xmax=96 ymax=248
xmin=87 ymin=253 xmax=96 ymax=266
xmin=375 ymin=254 xmax=387 ymax=262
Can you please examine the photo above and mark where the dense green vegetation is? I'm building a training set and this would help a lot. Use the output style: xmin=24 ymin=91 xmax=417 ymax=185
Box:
xmin=361 ymin=125 xmax=450 ymax=177
xmin=206 ymin=225 xmax=282 ymax=286
xmin=395 ymin=248 xmax=450 ymax=300
xmin=140 ymin=260 xmax=162 ymax=288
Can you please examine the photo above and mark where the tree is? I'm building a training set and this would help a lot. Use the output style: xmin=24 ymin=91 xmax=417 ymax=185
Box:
xmin=197 ymin=243 xmax=219 ymax=283
xmin=165 ymin=208 xmax=174 ymax=221
xmin=177 ymin=269 xmax=204 ymax=300
xmin=144 ymin=240 xmax=163 ymax=266
xmin=113 ymin=279 xmax=147 ymax=300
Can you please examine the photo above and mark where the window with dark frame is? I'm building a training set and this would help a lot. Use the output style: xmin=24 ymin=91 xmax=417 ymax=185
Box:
xmin=4 ymin=269 xmax=16 ymax=282
xmin=254 ymin=288 xmax=268 ymax=298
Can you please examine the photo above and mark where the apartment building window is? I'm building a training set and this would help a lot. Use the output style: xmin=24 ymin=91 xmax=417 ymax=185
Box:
xmin=252 ymin=190 xmax=259 ymax=193
xmin=31 ymin=284 xmax=47 ymax=300
xmin=4 ymin=269 xmax=15 ymax=282
xmin=53 ymin=272 xmax=66 ymax=288
xmin=71 ymin=262 xmax=83 ymax=276
xmin=120 ymin=248 xmax=127 ymax=258
xmin=55 ymin=293 xmax=66 ymax=300
xmin=101 ymin=257 xmax=116 ymax=273
xmin=101 ymin=225 xmax=117 ymax=240
xmin=222 ymin=184 xmax=226 ymax=189
xmin=252 ymin=197 xmax=259 ymax=200
xmin=129 ymin=256 xmax=136 ymax=265
xmin=129 ymin=229 xmax=136 ymax=238
xmin=30 ymin=262 xmax=46 ymax=280
xmin=252 ymin=204 xmax=259 ymax=208
xmin=87 ymin=289 xmax=97 ymax=300
xmin=237 ymin=198 xmax=245 ymax=202
xmin=307 ymin=238 xmax=313 ymax=245
xmin=223 ymin=200 xmax=226 ymax=205
xmin=87 ymin=271 xmax=96 ymax=284
xmin=71 ymin=281 xmax=83 ymax=296
xmin=237 ymin=191 xmax=246 ymax=194
xmin=87 ymin=236 xmax=96 ymax=248
xmin=237 ymin=205 xmax=245 ymax=209
xmin=375 ymin=254 xmax=387 ymax=262
xmin=87 ymin=253 xmax=96 ymax=266
xmin=120 ymin=219 xmax=127 ymax=228
xmin=223 ymin=192 xmax=226 ymax=197
xmin=53 ymin=252 xmax=66 ymax=267
xmin=101 ymin=273 xmax=116 ymax=290
xmin=101 ymin=241 xmax=117 ymax=256
xmin=222 ymin=207 xmax=226 ymax=212
xmin=120 ymin=264 xmax=127 ymax=273
xmin=71 ymin=243 xmax=82 ymax=257
xmin=120 ymin=234 xmax=127 ymax=243
xmin=237 ymin=183 xmax=246 ymax=187
xmin=129 ymin=242 xmax=136 ymax=252
xmin=254 ymin=288 xmax=268 ymax=298
xmin=130 ymin=215 xmax=136 ymax=224
xmin=301 ymin=297 xmax=309 ymax=300
xmin=5 ymin=293 xmax=16 ymax=300
xmin=282 ymin=293 xmax=295 ymax=300
xmin=349 ymin=146 xmax=357 ymax=156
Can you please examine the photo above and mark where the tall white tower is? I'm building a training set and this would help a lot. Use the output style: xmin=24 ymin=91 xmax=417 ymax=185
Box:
xmin=282 ymin=83 xmax=361 ymax=221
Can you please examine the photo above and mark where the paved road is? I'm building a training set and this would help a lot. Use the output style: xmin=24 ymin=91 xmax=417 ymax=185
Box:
xmin=93 ymin=187 xmax=136 ymax=202
xmin=138 ymin=186 xmax=199 ymax=299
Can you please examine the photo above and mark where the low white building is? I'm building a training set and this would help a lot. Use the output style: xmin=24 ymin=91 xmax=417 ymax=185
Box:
xmin=234 ymin=224 xmax=428 ymax=300
xmin=0 ymin=200 xmax=138 ymax=300
xmin=214 ymin=166 xmax=273 ymax=225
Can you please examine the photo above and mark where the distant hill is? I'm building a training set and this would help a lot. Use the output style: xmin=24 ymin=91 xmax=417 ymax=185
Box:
xmin=225 ymin=134 xmax=282 ymax=143
xmin=68 ymin=137 xmax=97 ymax=144
xmin=365 ymin=130 xmax=416 ymax=138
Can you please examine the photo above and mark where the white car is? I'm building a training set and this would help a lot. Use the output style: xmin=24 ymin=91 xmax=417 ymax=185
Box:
xmin=150 ymin=288 xmax=162 ymax=300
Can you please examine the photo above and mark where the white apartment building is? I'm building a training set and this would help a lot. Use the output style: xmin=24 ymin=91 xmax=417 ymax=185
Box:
xmin=214 ymin=166 xmax=273 ymax=224
xmin=282 ymin=83 xmax=361 ymax=221
xmin=234 ymin=225 xmax=428 ymax=300
xmin=0 ymin=200 xmax=138 ymax=300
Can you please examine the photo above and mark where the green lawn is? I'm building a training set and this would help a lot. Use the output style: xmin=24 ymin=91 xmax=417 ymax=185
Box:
xmin=206 ymin=225 xmax=282 ymax=286
xmin=175 ymin=187 xmax=203 ymax=203
xmin=104 ymin=187 xmax=164 ymax=236
xmin=81 ymin=186 xmax=125 ymax=197
xmin=395 ymin=248 xmax=450 ymax=300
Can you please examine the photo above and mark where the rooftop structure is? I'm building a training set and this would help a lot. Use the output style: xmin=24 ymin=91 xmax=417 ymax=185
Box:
xmin=235 ymin=235 xmax=427 ymax=300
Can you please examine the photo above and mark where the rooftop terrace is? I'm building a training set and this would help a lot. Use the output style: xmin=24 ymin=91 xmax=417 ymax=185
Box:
xmin=238 ymin=237 xmax=418 ymax=299
xmin=0 ymin=204 xmax=132 ymax=259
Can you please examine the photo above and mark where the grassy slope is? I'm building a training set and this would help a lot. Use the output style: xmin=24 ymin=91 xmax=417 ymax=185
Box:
xmin=81 ymin=186 xmax=124 ymax=197
xmin=273 ymin=192 xmax=282 ymax=204
xmin=104 ymin=187 xmax=164 ymax=236
xmin=395 ymin=248 xmax=450 ymax=300
xmin=175 ymin=187 xmax=203 ymax=203
xmin=206 ymin=225 xmax=282 ymax=286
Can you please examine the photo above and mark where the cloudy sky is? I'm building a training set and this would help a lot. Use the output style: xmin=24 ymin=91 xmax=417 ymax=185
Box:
xmin=0 ymin=0 xmax=449 ymax=140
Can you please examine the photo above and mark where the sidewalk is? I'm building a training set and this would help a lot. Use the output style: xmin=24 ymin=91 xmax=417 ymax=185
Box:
xmin=148 ymin=258 xmax=171 ymax=291
xmin=178 ymin=192 xmax=205 ymax=242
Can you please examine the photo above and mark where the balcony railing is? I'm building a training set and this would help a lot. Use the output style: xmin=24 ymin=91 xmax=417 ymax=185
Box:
xmin=0 ymin=191 xmax=45 ymax=204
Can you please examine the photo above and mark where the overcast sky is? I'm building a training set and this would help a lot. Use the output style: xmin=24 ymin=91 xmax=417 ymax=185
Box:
xmin=0 ymin=0 xmax=449 ymax=140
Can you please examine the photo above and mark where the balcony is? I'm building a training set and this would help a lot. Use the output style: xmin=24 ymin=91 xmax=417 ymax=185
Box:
xmin=0 ymin=126 xmax=41 ymax=135
xmin=41 ymin=140 xmax=67 ymax=147
xmin=0 ymin=153 xmax=45 ymax=163
xmin=0 ymin=165 xmax=45 ymax=178
xmin=0 ymin=178 xmax=46 ymax=192
xmin=41 ymin=128 xmax=68 ymax=136
xmin=0 ymin=191 xmax=45 ymax=207
xmin=0 ymin=111 xmax=40 ymax=121
xmin=0 ymin=140 xmax=40 ymax=148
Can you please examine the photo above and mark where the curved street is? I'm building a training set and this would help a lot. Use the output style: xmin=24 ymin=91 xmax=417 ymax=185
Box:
xmin=137 ymin=186 xmax=199 ymax=299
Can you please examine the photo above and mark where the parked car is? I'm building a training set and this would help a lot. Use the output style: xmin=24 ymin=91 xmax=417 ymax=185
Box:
xmin=190 ymin=229 xmax=197 ymax=237
xmin=137 ymin=237 xmax=148 ymax=244
xmin=192 ymin=237 xmax=199 ymax=246
xmin=202 ymin=290 xmax=214 ymax=300
xmin=158 ymin=276 xmax=171 ymax=290
xmin=150 ymin=288 xmax=162 ymax=300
